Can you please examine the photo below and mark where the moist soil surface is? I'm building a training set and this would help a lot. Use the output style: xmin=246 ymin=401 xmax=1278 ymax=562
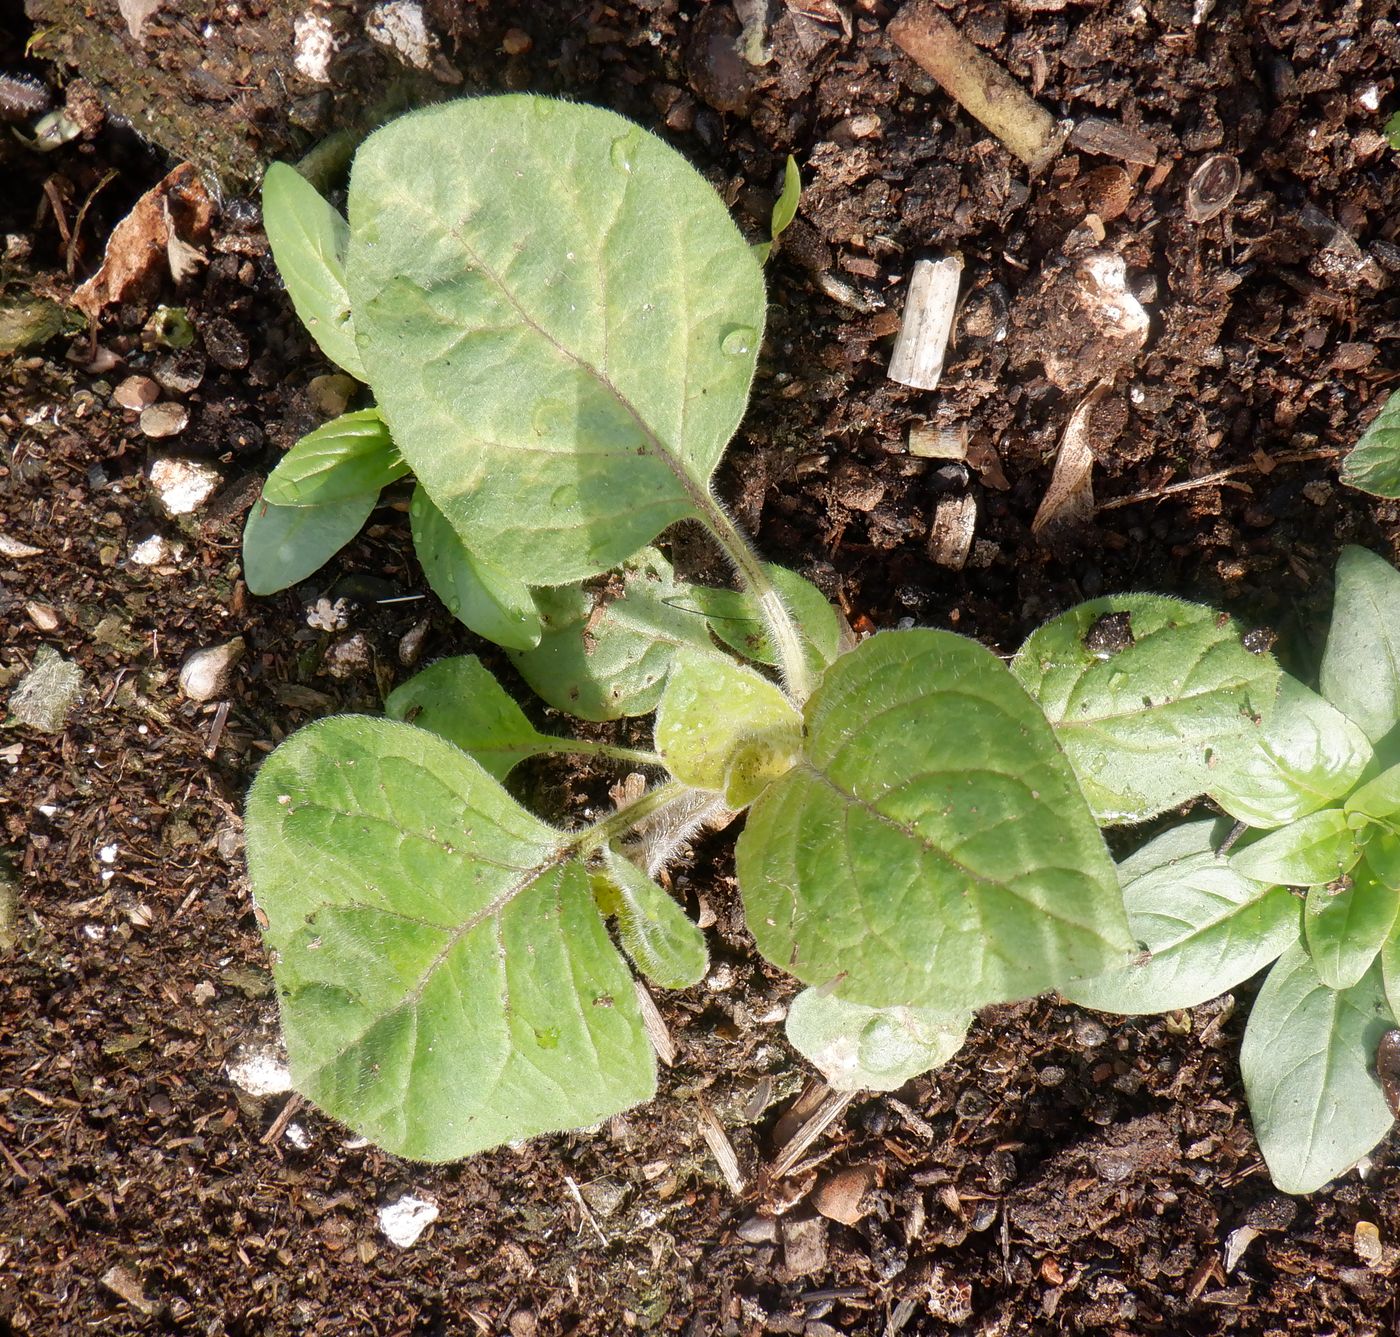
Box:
xmin=3 ymin=2 xmax=1400 ymax=1334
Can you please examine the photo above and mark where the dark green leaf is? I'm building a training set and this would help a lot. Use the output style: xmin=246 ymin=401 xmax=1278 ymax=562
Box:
xmin=1341 ymin=390 xmax=1400 ymax=499
xmin=242 ymin=491 xmax=377 ymax=596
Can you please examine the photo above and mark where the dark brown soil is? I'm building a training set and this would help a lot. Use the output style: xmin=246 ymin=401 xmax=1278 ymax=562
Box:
xmin=3 ymin=2 xmax=1399 ymax=1334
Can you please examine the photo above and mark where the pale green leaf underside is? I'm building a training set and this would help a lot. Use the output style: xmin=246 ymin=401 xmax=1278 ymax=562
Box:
xmin=509 ymin=547 xmax=720 ymax=721
xmin=785 ymin=988 xmax=971 ymax=1093
xmin=263 ymin=409 xmax=408 ymax=507
xmin=1240 ymin=945 xmax=1393 ymax=1195
xmin=410 ymin=486 xmax=542 ymax=652
xmin=1013 ymin=595 xmax=1281 ymax=824
xmin=1062 ymin=819 xmax=1298 ymax=1015
xmin=1304 ymin=863 xmax=1398 ymax=991
xmin=1319 ymin=546 xmax=1400 ymax=745
xmin=346 ymin=95 xmax=766 ymax=586
xmin=738 ymin=629 xmax=1131 ymax=1013
xmin=1230 ymin=808 xmax=1360 ymax=887
xmin=1340 ymin=390 xmax=1400 ymax=499
xmin=596 ymin=847 xmax=708 ymax=990
xmin=245 ymin=716 xmax=653 ymax=1160
xmin=262 ymin=162 xmax=366 ymax=380
xmin=242 ymin=491 xmax=377 ymax=596
xmin=384 ymin=655 xmax=553 ymax=779
xmin=1208 ymin=675 xmax=1373 ymax=830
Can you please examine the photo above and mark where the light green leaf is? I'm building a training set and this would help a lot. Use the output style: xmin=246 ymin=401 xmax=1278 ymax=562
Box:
xmin=1240 ymin=945 xmax=1393 ymax=1194
xmin=655 ymin=652 xmax=802 ymax=808
xmin=1013 ymin=595 xmax=1280 ymax=824
xmin=262 ymin=409 xmax=408 ymax=507
xmin=509 ymin=548 xmax=719 ymax=721
xmin=1319 ymin=546 xmax=1400 ymax=744
xmin=738 ymin=629 xmax=1131 ymax=1012
xmin=1208 ymin=676 xmax=1373 ymax=829
xmin=1365 ymin=829 xmax=1400 ymax=888
xmin=1387 ymin=110 xmax=1400 ymax=151
xmin=346 ymin=96 xmax=766 ymax=586
xmin=1304 ymin=863 xmax=1399 ymax=990
xmin=771 ymin=155 xmax=802 ymax=241
xmin=1230 ymin=809 xmax=1360 ymax=887
xmin=692 ymin=565 xmax=842 ymax=677
xmin=245 ymin=716 xmax=654 ymax=1161
xmin=1381 ymin=922 xmax=1400 ymax=1020
xmin=785 ymin=988 xmax=971 ymax=1093
xmin=242 ymin=491 xmax=377 ymax=596
xmin=410 ymin=486 xmax=542 ymax=651
xmin=384 ymin=656 xmax=554 ymax=779
xmin=1062 ymin=819 xmax=1299 ymax=1014
xmin=1341 ymin=390 xmax=1400 ymax=499
xmin=1346 ymin=762 xmax=1400 ymax=828
xmin=261 ymin=162 xmax=365 ymax=380
xmin=593 ymin=847 xmax=707 ymax=990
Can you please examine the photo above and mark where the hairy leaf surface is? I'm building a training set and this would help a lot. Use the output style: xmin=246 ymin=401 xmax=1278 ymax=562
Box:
xmin=785 ymin=988 xmax=971 ymax=1092
xmin=1012 ymin=595 xmax=1280 ymax=824
xmin=246 ymin=717 xmax=654 ymax=1160
xmin=594 ymin=847 xmax=707 ymax=990
xmin=738 ymin=630 xmax=1130 ymax=1012
xmin=1208 ymin=676 xmax=1373 ymax=829
xmin=1319 ymin=546 xmax=1400 ymax=744
xmin=262 ymin=162 xmax=365 ymax=379
xmin=1240 ymin=945 xmax=1393 ymax=1195
xmin=242 ymin=491 xmax=378 ymax=596
xmin=410 ymin=487 xmax=542 ymax=651
xmin=1340 ymin=390 xmax=1400 ymax=499
xmin=1304 ymin=863 xmax=1399 ymax=990
xmin=692 ymin=565 xmax=842 ymax=677
xmin=346 ymin=96 xmax=766 ymax=585
xmin=1063 ymin=819 xmax=1298 ymax=1014
xmin=262 ymin=409 xmax=408 ymax=507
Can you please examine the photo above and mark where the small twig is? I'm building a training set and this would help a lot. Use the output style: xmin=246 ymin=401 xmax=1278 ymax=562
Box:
xmin=67 ymin=168 xmax=118 ymax=275
xmin=563 ymin=1173 xmax=610 ymax=1247
xmin=204 ymin=700 xmax=230 ymax=758
xmin=633 ymin=980 xmax=676 ymax=1067
xmin=771 ymin=1086 xmax=855 ymax=1178
xmin=1097 ymin=448 xmax=1340 ymax=513
xmin=260 ymin=1092 xmax=302 ymax=1146
xmin=697 ymin=1099 xmax=746 ymax=1195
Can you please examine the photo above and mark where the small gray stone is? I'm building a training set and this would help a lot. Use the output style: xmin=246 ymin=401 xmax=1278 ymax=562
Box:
xmin=152 ymin=350 xmax=205 ymax=394
xmin=113 ymin=375 xmax=160 ymax=411
xmin=9 ymin=645 xmax=83 ymax=732
xmin=1073 ymin=1016 xmax=1109 ymax=1048
xmin=736 ymin=1215 xmax=778 ymax=1244
xmin=781 ymin=1215 xmax=828 ymax=1276
xmin=139 ymin=402 xmax=190 ymax=439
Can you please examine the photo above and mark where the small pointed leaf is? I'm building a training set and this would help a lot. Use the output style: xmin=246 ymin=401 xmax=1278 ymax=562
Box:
xmin=1340 ymin=390 xmax=1400 ymax=499
xmin=262 ymin=409 xmax=408 ymax=507
xmin=246 ymin=717 xmax=654 ymax=1161
xmin=1304 ymin=863 xmax=1399 ymax=990
xmin=261 ymin=162 xmax=365 ymax=380
xmin=1319 ymin=546 xmax=1400 ymax=744
xmin=1230 ymin=809 xmax=1360 ymax=887
xmin=738 ymin=630 xmax=1131 ymax=1012
xmin=410 ymin=487 xmax=542 ymax=651
xmin=1240 ymin=945 xmax=1393 ymax=1194
xmin=1013 ymin=595 xmax=1280 ymax=824
xmin=242 ymin=491 xmax=377 ymax=595
xmin=785 ymin=988 xmax=971 ymax=1093
xmin=1062 ymin=819 xmax=1299 ymax=1014
xmin=346 ymin=96 xmax=766 ymax=585
xmin=385 ymin=656 xmax=554 ymax=779
xmin=1208 ymin=675 xmax=1373 ymax=829
xmin=594 ymin=847 xmax=707 ymax=990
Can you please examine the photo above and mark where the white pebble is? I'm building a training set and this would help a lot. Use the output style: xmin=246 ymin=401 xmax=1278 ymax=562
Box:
xmin=148 ymin=456 xmax=220 ymax=516
xmin=378 ymin=1193 xmax=439 ymax=1248
xmin=228 ymin=1047 xmax=292 ymax=1097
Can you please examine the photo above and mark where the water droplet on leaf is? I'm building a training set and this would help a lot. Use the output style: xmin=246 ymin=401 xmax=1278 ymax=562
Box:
xmin=610 ymin=130 xmax=639 ymax=174
xmin=721 ymin=326 xmax=757 ymax=356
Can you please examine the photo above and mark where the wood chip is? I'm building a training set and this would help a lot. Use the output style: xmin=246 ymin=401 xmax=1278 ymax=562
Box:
xmin=101 ymin=1264 xmax=159 ymax=1317
xmin=772 ymin=1085 xmax=855 ymax=1177
xmin=908 ymin=422 xmax=967 ymax=460
xmin=1032 ymin=381 xmax=1109 ymax=538
xmin=697 ymin=1100 xmax=745 ymax=1194
xmin=888 ymin=255 xmax=963 ymax=391
xmin=1068 ymin=117 xmax=1159 ymax=166
xmin=634 ymin=979 xmax=676 ymax=1067
xmin=0 ymin=533 xmax=43 ymax=559
xmin=928 ymin=493 xmax=977 ymax=569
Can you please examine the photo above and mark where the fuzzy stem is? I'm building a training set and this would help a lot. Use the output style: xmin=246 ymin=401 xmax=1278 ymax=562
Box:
xmin=555 ymin=739 xmax=665 ymax=770
xmin=572 ymin=778 xmax=690 ymax=860
xmin=695 ymin=490 xmax=815 ymax=705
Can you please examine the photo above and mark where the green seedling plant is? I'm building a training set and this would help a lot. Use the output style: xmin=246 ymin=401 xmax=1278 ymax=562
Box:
xmin=1017 ymin=548 xmax=1400 ymax=1194
xmin=241 ymin=95 xmax=1156 ymax=1161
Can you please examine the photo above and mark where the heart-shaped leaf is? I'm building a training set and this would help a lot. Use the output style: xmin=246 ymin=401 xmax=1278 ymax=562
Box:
xmin=410 ymin=486 xmax=542 ymax=652
xmin=1319 ymin=546 xmax=1400 ymax=745
xmin=1013 ymin=595 xmax=1280 ymax=824
xmin=1304 ymin=862 xmax=1399 ymax=990
xmin=785 ymin=987 xmax=971 ymax=1092
xmin=1340 ymin=390 xmax=1400 ymax=499
xmin=1062 ymin=819 xmax=1299 ymax=1014
xmin=262 ymin=409 xmax=408 ymax=507
xmin=1208 ymin=675 xmax=1373 ymax=830
xmin=1240 ymin=945 xmax=1393 ymax=1195
xmin=346 ymin=95 xmax=766 ymax=586
xmin=261 ymin=162 xmax=365 ymax=380
xmin=242 ymin=491 xmax=378 ymax=596
xmin=738 ymin=629 xmax=1131 ymax=1012
xmin=1230 ymin=809 xmax=1360 ymax=887
xmin=246 ymin=717 xmax=654 ymax=1161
